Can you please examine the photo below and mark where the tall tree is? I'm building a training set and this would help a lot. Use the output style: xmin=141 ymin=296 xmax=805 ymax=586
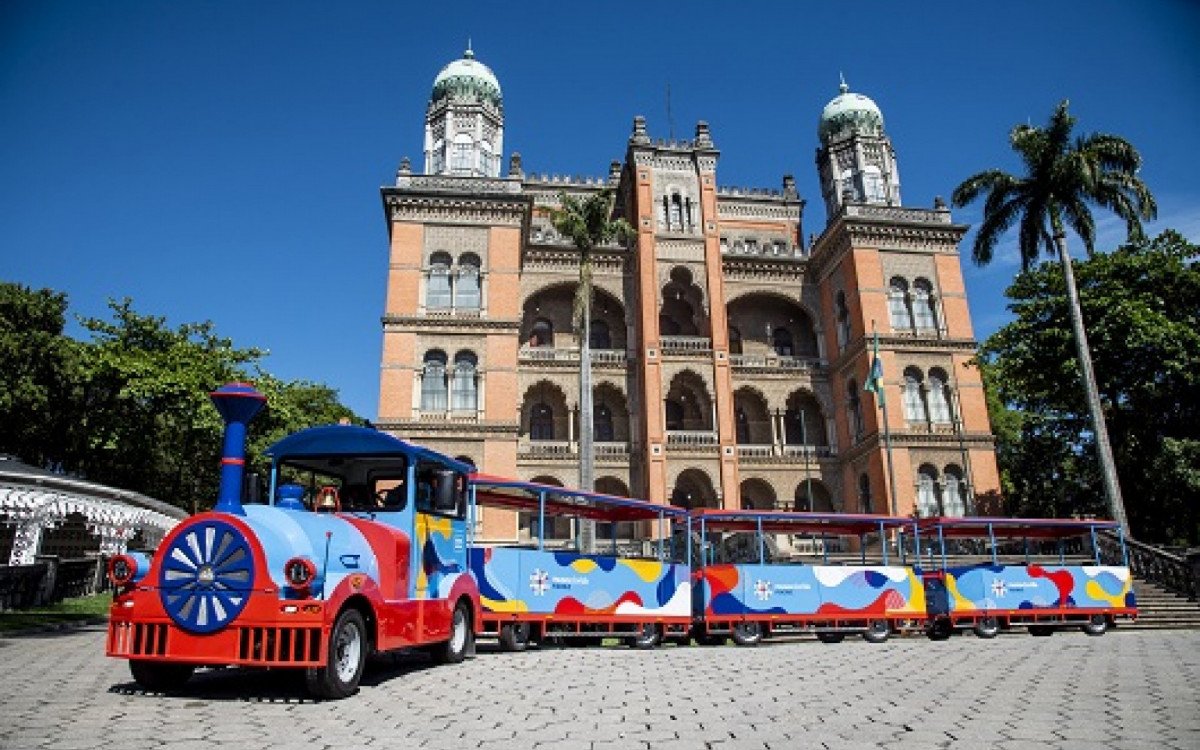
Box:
xmin=980 ymin=230 xmax=1199 ymax=544
xmin=550 ymin=188 xmax=632 ymax=550
xmin=952 ymin=100 xmax=1156 ymax=534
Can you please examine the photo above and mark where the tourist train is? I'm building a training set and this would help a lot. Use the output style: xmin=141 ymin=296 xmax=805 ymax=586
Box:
xmin=105 ymin=385 xmax=1137 ymax=699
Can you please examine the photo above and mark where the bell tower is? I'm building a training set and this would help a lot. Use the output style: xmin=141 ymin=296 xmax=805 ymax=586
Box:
xmin=424 ymin=44 xmax=505 ymax=177
xmin=815 ymin=77 xmax=901 ymax=220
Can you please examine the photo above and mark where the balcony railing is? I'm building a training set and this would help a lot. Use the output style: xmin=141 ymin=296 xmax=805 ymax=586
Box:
xmin=414 ymin=410 xmax=480 ymax=423
xmin=518 ymin=441 xmax=632 ymax=461
xmin=518 ymin=347 xmax=629 ymax=366
xmin=660 ymin=336 xmax=712 ymax=355
xmin=729 ymin=353 xmax=823 ymax=371
xmin=666 ymin=431 xmax=719 ymax=450
xmin=736 ymin=443 xmax=836 ymax=461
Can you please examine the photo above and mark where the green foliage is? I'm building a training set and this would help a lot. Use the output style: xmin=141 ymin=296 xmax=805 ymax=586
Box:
xmin=549 ymin=189 xmax=633 ymax=331
xmin=981 ymin=231 xmax=1200 ymax=544
xmin=0 ymin=592 xmax=112 ymax=634
xmin=0 ymin=286 xmax=360 ymax=513
xmin=952 ymin=100 xmax=1156 ymax=268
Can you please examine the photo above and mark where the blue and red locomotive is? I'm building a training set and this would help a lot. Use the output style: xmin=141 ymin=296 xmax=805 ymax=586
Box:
xmin=106 ymin=384 xmax=1137 ymax=699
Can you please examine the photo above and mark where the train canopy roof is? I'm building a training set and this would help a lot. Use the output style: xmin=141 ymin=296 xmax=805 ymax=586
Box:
xmin=470 ymin=474 xmax=686 ymax=522
xmin=913 ymin=516 xmax=1121 ymax=540
xmin=266 ymin=425 xmax=473 ymax=475
xmin=690 ymin=509 xmax=912 ymax=536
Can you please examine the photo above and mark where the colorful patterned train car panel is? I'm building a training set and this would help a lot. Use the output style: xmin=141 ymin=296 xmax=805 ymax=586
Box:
xmin=470 ymin=547 xmax=690 ymax=621
xmin=941 ymin=563 xmax=1136 ymax=616
xmin=415 ymin=511 xmax=469 ymax=601
xmin=699 ymin=563 xmax=925 ymax=622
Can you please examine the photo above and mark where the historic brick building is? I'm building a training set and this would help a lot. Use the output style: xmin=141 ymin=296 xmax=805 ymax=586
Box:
xmin=376 ymin=48 xmax=1001 ymax=543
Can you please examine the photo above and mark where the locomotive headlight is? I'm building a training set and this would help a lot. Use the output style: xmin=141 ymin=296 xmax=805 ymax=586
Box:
xmin=284 ymin=557 xmax=317 ymax=590
xmin=108 ymin=554 xmax=138 ymax=587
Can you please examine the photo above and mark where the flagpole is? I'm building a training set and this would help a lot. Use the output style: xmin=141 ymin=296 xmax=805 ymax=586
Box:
xmin=870 ymin=321 xmax=900 ymax=517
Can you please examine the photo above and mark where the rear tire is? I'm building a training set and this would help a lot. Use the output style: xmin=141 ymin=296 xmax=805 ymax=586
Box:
xmin=862 ymin=619 xmax=890 ymax=644
xmin=498 ymin=622 xmax=531 ymax=652
xmin=731 ymin=621 xmax=763 ymax=647
xmin=430 ymin=601 xmax=472 ymax=664
xmin=129 ymin=660 xmax=194 ymax=693
xmin=630 ymin=623 xmax=661 ymax=649
xmin=816 ymin=631 xmax=845 ymax=644
xmin=305 ymin=608 xmax=367 ymax=699
xmin=1081 ymin=615 xmax=1108 ymax=637
xmin=973 ymin=616 xmax=1000 ymax=639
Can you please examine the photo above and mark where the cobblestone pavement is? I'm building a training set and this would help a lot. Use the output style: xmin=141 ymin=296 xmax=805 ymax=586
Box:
xmin=1 ymin=627 xmax=1197 ymax=750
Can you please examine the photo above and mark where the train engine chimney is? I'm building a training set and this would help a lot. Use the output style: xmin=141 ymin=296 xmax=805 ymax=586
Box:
xmin=210 ymin=382 xmax=266 ymax=516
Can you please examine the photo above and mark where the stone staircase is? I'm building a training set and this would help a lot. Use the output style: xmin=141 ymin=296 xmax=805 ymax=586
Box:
xmin=1124 ymin=577 xmax=1200 ymax=630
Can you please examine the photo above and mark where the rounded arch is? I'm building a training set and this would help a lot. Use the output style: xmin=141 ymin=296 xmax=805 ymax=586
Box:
xmin=665 ymin=370 xmax=713 ymax=431
xmin=522 ymin=282 xmax=627 ymax=349
xmin=725 ymin=291 xmax=820 ymax=358
xmin=784 ymin=389 xmax=827 ymax=446
xmin=670 ymin=468 xmax=718 ymax=510
xmin=739 ymin=478 xmax=776 ymax=510
xmin=594 ymin=476 xmax=630 ymax=497
xmin=733 ymin=386 xmax=771 ymax=444
xmin=593 ymin=383 xmax=630 ymax=442
xmin=916 ymin=463 xmax=941 ymax=517
xmin=660 ymin=266 xmax=708 ymax=337
xmin=521 ymin=380 xmax=569 ymax=441
xmin=793 ymin=480 xmax=833 ymax=513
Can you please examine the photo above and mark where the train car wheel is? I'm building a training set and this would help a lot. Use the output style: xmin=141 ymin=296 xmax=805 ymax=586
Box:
xmin=630 ymin=623 xmax=661 ymax=649
xmin=731 ymin=622 xmax=763 ymax=647
xmin=499 ymin=622 xmax=531 ymax=652
xmin=431 ymin=601 xmax=473 ymax=664
xmin=1028 ymin=624 xmax=1055 ymax=637
xmin=816 ymin=632 xmax=845 ymax=644
xmin=1081 ymin=615 xmax=1108 ymax=637
xmin=972 ymin=617 xmax=1000 ymax=639
xmin=306 ymin=608 xmax=367 ymax=699
xmin=861 ymin=620 xmax=890 ymax=644
xmin=129 ymin=660 xmax=194 ymax=693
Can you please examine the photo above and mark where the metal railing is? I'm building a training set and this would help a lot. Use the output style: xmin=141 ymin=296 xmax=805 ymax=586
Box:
xmin=729 ymin=353 xmax=823 ymax=371
xmin=666 ymin=431 xmax=719 ymax=448
xmin=1098 ymin=531 xmax=1199 ymax=601
xmin=660 ymin=336 xmax=712 ymax=355
xmin=518 ymin=347 xmax=629 ymax=365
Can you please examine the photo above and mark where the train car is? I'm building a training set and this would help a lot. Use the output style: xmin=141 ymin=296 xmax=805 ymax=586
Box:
xmin=913 ymin=516 xmax=1136 ymax=639
xmin=691 ymin=510 xmax=927 ymax=645
xmin=106 ymin=383 xmax=480 ymax=699
xmin=469 ymin=477 xmax=691 ymax=649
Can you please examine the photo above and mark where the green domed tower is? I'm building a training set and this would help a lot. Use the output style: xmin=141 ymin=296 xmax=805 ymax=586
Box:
xmin=815 ymin=77 xmax=902 ymax=220
xmin=424 ymin=44 xmax=505 ymax=177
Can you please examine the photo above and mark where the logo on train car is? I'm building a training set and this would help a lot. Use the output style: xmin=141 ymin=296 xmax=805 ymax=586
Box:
xmin=529 ymin=569 xmax=549 ymax=595
xmin=754 ymin=579 xmax=772 ymax=601
xmin=991 ymin=578 xmax=1007 ymax=598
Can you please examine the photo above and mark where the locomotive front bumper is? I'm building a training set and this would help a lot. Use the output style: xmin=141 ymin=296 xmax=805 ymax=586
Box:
xmin=107 ymin=588 xmax=328 ymax=668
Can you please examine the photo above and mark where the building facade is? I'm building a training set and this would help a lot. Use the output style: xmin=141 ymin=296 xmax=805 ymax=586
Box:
xmin=377 ymin=48 xmax=1001 ymax=543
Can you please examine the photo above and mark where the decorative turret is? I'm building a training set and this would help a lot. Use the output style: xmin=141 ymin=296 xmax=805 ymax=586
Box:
xmin=815 ymin=76 xmax=902 ymax=220
xmin=423 ymin=43 xmax=505 ymax=177
xmin=210 ymin=382 xmax=266 ymax=516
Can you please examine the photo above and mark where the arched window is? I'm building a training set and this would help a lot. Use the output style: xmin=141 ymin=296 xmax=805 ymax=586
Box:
xmin=735 ymin=407 xmax=750 ymax=444
xmin=943 ymin=465 xmax=968 ymax=517
xmin=783 ymin=407 xmax=805 ymax=445
xmin=426 ymin=252 xmax=452 ymax=309
xmin=665 ymin=400 xmax=685 ymax=431
xmin=455 ymin=253 xmax=481 ymax=310
xmin=530 ymin=318 xmax=553 ymax=347
xmin=917 ymin=465 xmax=942 ymax=517
xmin=912 ymin=278 xmax=938 ymax=331
xmin=594 ymin=404 xmax=614 ymax=442
xmin=863 ymin=167 xmax=886 ymax=203
xmin=927 ymin=368 xmax=952 ymax=423
xmin=847 ymin=379 xmax=864 ymax=441
xmin=450 ymin=133 xmax=474 ymax=173
xmin=421 ymin=350 xmax=448 ymax=411
xmin=903 ymin=367 xmax=926 ymax=422
xmin=888 ymin=277 xmax=912 ymax=331
xmin=728 ymin=326 xmax=743 ymax=355
xmin=451 ymin=351 xmax=478 ymax=411
xmin=589 ymin=320 xmax=611 ymax=350
xmin=858 ymin=473 xmax=872 ymax=513
xmin=478 ymin=141 xmax=493 ymax=176
xmin=772 ymin=327 xmax=794 ymax=356
xmin=836 ymin=292 xmax=851 ymax=352
xmin=530 ymin=403 xmax=554 ymax=440
xmin=669 ymin=193 xmax=683 ymax=231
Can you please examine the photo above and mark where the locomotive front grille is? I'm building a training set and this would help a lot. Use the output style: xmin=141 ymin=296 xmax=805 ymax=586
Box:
xmin=109 ymin=622 xmax=168 ymax=657
xmin=237 ymin=626 xmax=322 ymax=664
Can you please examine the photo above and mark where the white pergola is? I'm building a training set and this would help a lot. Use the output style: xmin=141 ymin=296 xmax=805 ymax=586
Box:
xmin=0 ymin=472 xmax=185 ymax=566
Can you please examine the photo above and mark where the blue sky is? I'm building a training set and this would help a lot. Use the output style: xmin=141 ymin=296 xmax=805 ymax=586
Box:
xmin=3 ymin=1 xmax=1198 ymax=419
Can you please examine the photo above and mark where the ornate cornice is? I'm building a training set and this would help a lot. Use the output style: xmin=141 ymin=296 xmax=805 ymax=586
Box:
xmin=382 ymin=314 xmax=521 ymax=331
xmin=382 ymin=189 xmax=531 ymax=228
xmin=376 ymin=419 xmax=519 ymax=435
xmin=808 ymin=203 xmax=969 ymax=277
xmin=721 ymin=256 xmax=810 ymax=280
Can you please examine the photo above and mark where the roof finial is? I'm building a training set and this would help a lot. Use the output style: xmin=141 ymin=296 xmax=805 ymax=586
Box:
xmin=839 ymin=71 xmax=849 ymax=94
xmin=465 ymin=38 xmax=474 ymax=59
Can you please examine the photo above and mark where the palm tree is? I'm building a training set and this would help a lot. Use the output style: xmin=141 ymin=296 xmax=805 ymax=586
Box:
xmin=952 ymin=100 xmax=1156 ymax=535
xmin=550 ymin=188 xmax=632 ymax=551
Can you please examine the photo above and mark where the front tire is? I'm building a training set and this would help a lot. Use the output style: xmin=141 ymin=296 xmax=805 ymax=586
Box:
xmin=129 ymin=660 xmax=194 ymax=693
xmin=1081 ymin=615 xmax=1108 ymax=637
xmin=731 ymin=621 xmax=763 ymax=647
xmin=430 ymin=601 xmax=472 ymax=665
xmin=306 ymin=608 xmax=367 ymax=700
xmin=862 ymin=619 xmax=890 ymax=644
xmin=973 ymin=616 xmax=1000 ymax=639
xmin=498 ymin=622 xmax=531 ymax=652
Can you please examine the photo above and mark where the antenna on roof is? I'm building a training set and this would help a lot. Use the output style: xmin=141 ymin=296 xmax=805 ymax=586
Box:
xmin=666 ymin=82 xmax=675 ymax=140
